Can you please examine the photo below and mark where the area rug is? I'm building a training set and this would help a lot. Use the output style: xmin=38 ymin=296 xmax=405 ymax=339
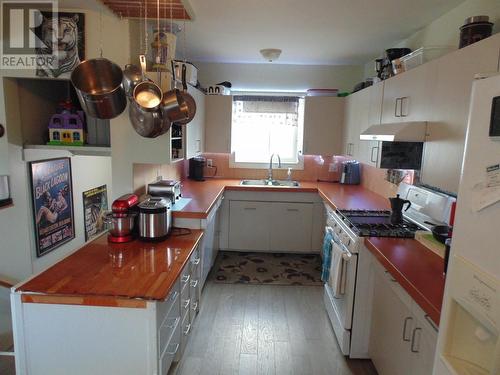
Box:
xmin=211 ymin=251 xmax=323 ymax=286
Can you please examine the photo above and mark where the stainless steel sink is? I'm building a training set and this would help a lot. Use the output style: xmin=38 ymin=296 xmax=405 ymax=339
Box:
xmin=240 ymin=179 xmax=300 ymax=187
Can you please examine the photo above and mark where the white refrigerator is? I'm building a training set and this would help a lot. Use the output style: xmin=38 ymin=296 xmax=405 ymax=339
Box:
xmin=433 ymin=74 xmax=500 ymax=375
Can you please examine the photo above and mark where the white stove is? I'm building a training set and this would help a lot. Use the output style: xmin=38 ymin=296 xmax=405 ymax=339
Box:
xmin=323 ymin=183 xmax=456 ymax=358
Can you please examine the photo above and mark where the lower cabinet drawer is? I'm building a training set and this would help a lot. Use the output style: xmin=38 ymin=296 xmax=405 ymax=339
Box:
xmin=157 ymin=280 xmax=180 ymax=327
xmin=159 ymin=317 xmax=181 ymax=375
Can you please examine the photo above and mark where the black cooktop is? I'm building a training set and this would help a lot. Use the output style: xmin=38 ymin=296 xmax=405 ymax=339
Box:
xmin=336 ymin=209 xmax=421 ymax=238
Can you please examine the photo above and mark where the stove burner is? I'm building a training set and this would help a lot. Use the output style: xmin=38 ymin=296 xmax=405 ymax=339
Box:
xmin=336 ymin=209 xmax=421 ymax=238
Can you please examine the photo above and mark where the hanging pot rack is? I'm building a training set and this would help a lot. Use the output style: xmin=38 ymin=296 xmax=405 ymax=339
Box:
xmin=99 ymin=0 xmax=193 ymax=21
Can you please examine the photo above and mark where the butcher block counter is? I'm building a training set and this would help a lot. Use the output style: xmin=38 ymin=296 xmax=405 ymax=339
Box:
xmin=16 ymin=229 xmax=204 ymax=307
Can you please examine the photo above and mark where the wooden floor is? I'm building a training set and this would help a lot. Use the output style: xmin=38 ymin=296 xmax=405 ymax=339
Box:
xmin=170 ymin=282 xmax=377 ymax=375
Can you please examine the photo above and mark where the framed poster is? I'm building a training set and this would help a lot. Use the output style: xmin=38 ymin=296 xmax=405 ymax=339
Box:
xmin=29 ymin=158 xmax=75 ymax=257
xmin=82 ymin=185 xmax=108 ymax=242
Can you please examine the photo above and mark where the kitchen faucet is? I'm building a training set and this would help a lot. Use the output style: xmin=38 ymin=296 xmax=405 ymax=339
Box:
xmin=268 ymin=154 xmax=281 ymax=182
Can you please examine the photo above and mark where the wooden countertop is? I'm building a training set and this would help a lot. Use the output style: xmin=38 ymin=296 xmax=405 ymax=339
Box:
xmin=16 ymin=230 xmax=204 ymax=306
xmin=364 ymin=238 xmax=445 ymax=325
xmin=175 ymin=179 xmax=389 ymax=219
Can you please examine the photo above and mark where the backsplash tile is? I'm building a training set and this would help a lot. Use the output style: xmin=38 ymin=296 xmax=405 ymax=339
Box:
xmin=132 ymin=161 xmax=186 ymax=196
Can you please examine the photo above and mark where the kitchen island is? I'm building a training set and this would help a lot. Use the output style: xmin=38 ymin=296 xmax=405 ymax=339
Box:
xmin=11 ymin=230 xmax=204 ymax=375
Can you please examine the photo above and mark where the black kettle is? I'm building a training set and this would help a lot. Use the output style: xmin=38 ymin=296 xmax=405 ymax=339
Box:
xmin=389 ymin=194 xmax=411 ymax=224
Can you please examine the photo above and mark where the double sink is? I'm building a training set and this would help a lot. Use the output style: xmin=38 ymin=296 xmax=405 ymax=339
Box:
xmin=240 ymin=179 xmax=300 ymax=187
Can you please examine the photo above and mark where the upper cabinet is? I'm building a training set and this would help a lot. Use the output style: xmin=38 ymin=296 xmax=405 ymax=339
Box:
xmin=421 ymin=33 xmax=500 ymax=193
xmin=342 ymin=83 xmax=384 ymax=164
xmin=381 ymin=62 xmax=437 ymax=124
xmin=185 ymin=87 xmax=206 ymax=159
xmin=204 ymin=96 xmax=232 ymax=153
xmin=303 ymin=96 xmax=344 ymax=155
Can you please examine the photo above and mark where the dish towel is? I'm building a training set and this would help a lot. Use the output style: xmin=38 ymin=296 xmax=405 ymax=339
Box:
xmin=321 ymin=230 xmax=334 ymax=282
xmin=330 ymin=240 xmax=345 ymax=298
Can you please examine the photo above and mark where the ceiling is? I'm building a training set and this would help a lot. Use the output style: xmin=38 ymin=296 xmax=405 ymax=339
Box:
xmin=178 ymin=0 xmax=464 ymax=65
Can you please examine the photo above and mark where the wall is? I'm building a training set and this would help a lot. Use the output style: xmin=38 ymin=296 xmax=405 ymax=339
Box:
xmin=195 ymin=62 xmax=364 ymax=93
xmin=132 ymin=162 xmax=185 ymax=197
xmin=0 ymin=5 xmax=129 ymax=282
xmin=364 ymin=0 xmax=500 ymax=77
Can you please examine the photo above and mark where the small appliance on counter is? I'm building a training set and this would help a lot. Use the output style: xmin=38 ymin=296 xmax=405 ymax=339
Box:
xmin=147 ymin=179 xmax=181 ymax=205
xmin=104 ymin=194 xmax=139 ymax=243
xmin=138 ymin=197 xmax=171 ymax=241
xmin=189 ymin=156 xmax=206 ymax=181
xmin=388 ymin=194 xmax=412 ymax=224
xmin=340 ymin=161 xmax=360 ymax=185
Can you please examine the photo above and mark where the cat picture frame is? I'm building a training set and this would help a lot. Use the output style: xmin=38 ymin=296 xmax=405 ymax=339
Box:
xmin=34 ymin=11 xmax=85 ymax=78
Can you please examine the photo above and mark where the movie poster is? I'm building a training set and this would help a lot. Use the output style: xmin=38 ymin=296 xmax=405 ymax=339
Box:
xmin=29 ymin=158 xmax=75 ymax=257
xmin=83 ymin=185 xmax=108 ymax=242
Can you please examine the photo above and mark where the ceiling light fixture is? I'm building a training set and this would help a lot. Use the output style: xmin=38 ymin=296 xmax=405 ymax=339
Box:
xmin=260 ymin=48 xmax=282 ymax=62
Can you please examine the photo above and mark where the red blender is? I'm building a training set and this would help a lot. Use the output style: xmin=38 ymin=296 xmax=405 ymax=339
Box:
xmin=104 ymin=194 xmax=139 ymax=243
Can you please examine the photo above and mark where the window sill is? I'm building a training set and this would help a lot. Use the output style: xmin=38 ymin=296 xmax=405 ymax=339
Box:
xmin=229 ymin=153 xmax=304 ymax=170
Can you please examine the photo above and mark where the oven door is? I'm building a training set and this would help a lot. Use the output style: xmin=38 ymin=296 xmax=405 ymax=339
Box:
xmin=324 ymin=237 xmax=358 ymax=355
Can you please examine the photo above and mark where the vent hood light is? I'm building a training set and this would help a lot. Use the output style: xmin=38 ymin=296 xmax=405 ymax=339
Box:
xmin=360 ymin=121 xmax=428 ymax=142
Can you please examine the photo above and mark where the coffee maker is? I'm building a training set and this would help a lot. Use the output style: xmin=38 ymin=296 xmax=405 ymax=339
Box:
xmin=104 ymin=194 xmax=139 ymax=243
xmin=189 ymin=156 xmax=205 ymax=181
xmin=388 ymin=194 xmax=412 ymax=224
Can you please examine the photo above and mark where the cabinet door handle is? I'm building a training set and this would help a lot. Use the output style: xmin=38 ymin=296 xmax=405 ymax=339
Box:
xmin=196 ymin=139 xmax=201 ymax=153
xmin=402 ymin=317 xmax=413 ymax=342
xmin=167 ymin=291 xmax=178 ymax=303
xmin=192 ymin=257 xmax=201 ymax=265
xmin=191 ymin=301 xmax=198 ymax=311
xmin=181 ymin=274 xmax=190 ymax=283
xmin=400 ymin=96 xmax=409 ymax=117
xmin=183 ymin=298 xmax=191 ymax=309
xmin=410 ymin=327 xmax=422 ymax=353
xmin=183 ymin=323 xmax=192 ymax=336
xmin=286 ymin=208 xmax=299 ymax=212
xmin=190 ymin=279 xmax=199 ymax=288
xmin=164 ymin=343 xmax=180 ymax=355
xmin=244 ymin=207 xmax=257 ymax=210
xmin=395 ymin=98 xmax=401 ymax=118
xmin=370 ymin=146 xmax=379 ymax=163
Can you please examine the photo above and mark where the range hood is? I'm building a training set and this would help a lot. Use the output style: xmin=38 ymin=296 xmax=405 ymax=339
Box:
xmin=360 ymin=121 xmax=428 ymax=142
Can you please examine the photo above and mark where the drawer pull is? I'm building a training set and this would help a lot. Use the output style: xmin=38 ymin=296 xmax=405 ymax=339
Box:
xmin=164 ymin=343 xmax=180 ymax=355
xmin=183 ymin=299 xmax=191 ymax=309
xmin=181 ymin=274 xmax=190 ymax=283
xmin=167 ymin=291 xmax=178 ymax=302
xmin=190 ymin=279 xmax=198 ymax=288
xmin=166 ymin=316 xmax=180 ymax=329
xmin=183 ymin=323 xmax=192 ymax=336
xmin=402 ymin=317 xmax=413 ymax=342
xmin=244 ymin=207 xmax=257 ymax=210
xmin=192 ymin=301 xmax=198 ymax=311
xmin=286 ymin=208 xmax=299 ymax=212
xmin=192 ymin=258 xmax=201 ymax=265
xmin=410 ymin=327 xmax=422 ymax=353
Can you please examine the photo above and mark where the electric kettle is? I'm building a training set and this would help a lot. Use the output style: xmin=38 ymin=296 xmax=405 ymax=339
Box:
xmin=389 ymin=194 xmax=411 ymax=224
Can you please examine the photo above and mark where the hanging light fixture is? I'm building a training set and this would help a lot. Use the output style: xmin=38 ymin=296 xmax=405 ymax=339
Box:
xmin=260 ymin=48 xmax=282 ymax=62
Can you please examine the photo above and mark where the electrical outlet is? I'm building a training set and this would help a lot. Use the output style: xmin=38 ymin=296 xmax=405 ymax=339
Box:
xmin=207 ymin=159 xmax=213 ymax=167
xmin=328 ymin=163 xmax=338 ymax=172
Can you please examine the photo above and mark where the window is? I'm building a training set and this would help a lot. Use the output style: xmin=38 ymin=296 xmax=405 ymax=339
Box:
xmin=231 ymin=95 xmax=304 ymax=167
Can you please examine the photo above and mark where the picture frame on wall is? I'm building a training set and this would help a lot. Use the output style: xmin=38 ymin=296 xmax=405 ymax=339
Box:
xmin=29 ymin=158 xmax=75 ymax=257
xmin=82 ymin=185 xmax=108 ymax=242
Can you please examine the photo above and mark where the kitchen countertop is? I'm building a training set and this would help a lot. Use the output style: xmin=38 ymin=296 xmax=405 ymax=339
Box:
xmin=364 ymin=237 xmax=445 ymax=325
xmin=16 ymin=230 xmax=204 ymax=307
xmin=175 ymin=179 xmax=390 ymax=219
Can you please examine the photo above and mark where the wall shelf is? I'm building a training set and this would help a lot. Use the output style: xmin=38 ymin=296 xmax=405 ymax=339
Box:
xmin=23 ymin=144 xmax=111 ymax=157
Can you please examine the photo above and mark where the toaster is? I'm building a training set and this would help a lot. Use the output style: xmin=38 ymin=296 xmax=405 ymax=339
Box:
xmin=147 ymin=180 xmax=181 ymax=205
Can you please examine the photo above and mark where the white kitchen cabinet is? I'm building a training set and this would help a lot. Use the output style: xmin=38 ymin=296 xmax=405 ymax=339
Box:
xmin=185 ymin=86 xmax=206 ymax=159
xmin=204 ymin=95 xmax=232 ymax=153
xmin=358 ymin=83 xmax=384 ymax=167
xmin=228 ymin=201 xmax=271 ymax=251
xmin=303 ymin=96 xmax=344 ymax=155
xmin=421 ymin=33 xmax=500 ymax=193
xmin=269 ymin=202 xmax=313 ymax=252
xmin=381 ymin=62 xmax=437 ymax=124
xmin=369 ymin=261 xmax=439 ymax=375
xmin=370 ymin=268 xmax=412 ymax=375
xmin=342 ymin=93 xmax=360 ymax=159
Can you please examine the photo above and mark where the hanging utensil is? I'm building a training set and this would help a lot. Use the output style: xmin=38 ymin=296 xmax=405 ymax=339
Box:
xmin=174 ymin=63 xmax=196 ymax=125
xmin=133 ymin=54 xmax=163 ymax=111
xmin=161 ymin=85 xmax=189 ymax=123
xmin=122 ymin=64 xmax=143 ymax=98
xmin=129 ymin=99 xmax=164 ymax=138
xmin=71 ymin=4 xmax=126 ymax=119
